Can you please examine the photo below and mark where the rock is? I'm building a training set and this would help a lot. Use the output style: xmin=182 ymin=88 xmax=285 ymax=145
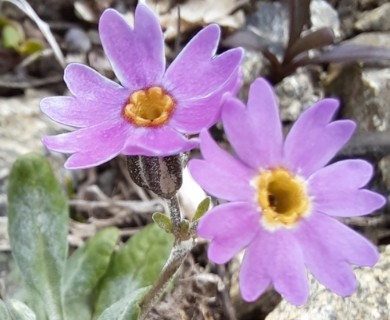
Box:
xmin=266 ymin=245 xmax=390 ymax=320
xmin=239 ymin=50 xmax=269 ymax=101
xmin=310 ymin=0 xmax=341 ymax=39
xmin=275 ymin=68 xmax=324 ymax=122
xmin=358 ymin=0 xmax=388 ymax=10
xmin=335 ymin=0 xmax=359 ymax=38
xmin=326 ymin=64 xmax=390 ymax=132
xmin=64 ymin=28 xmax=92 ymax=53
xmin=348 ymin=31 xmax=390 ymax=50
xmin=245 ymin=2 xmax=289 ymax=58
xmin=355 ymin=3 xmax=390 ymax=32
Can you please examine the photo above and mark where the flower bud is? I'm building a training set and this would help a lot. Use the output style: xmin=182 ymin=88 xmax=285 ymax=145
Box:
xmin=126 ymin=154 xmax=187 ymax=198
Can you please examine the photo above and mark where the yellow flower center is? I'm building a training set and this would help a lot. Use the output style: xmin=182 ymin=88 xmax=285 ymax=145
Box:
xmin=255 ymin=168 xmax=310 ymax=230
xmin=123 ymin=86 xmax=175 ymax=127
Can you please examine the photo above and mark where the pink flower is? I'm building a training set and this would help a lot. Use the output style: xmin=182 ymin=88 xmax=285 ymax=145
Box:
xmin=189 ymin=78 xmax=386 ymax=305
xmin=41 ymin=4 xmax=243 ymax=169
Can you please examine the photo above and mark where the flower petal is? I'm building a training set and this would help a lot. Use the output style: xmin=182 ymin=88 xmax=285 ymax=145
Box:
xmin=64 ymin=63 xmax=129 ymax=102
xmin=222 ymin=86 xmax=283 ymax=169
xmin=163 ymin=24 xmax=243 ymax=101
xmin=40 ymin=96 xmax=123 ymax=127
xmin=222 ymin=98 xmax=259 ymax=169
xmin=43 ymin=119 xmax=129 ymax=168
xmin=198 ymin=130 xmax=254 ymax=178
xmin=246 ymin=78 xmax=283 ymax=166
xmin=99 ymin=5 xmax=165 ymax=88
xmin=65 ymin=150 xmax=120 ymax=169
xmin=314 ymin=189 xmax=385 ymax=217
xmin=169 ymin=93 xmax=223 ymax=134
xmin=284 ymin=99 xmax=356 ymax=177
xmin=189 ymin=131 xmax=254 ymax=201
xmin=295 ymin=213 xmax=373 ymax=296
xmin=123 ymin=126 xmax=197 ymax=156
xmin=169 ymin=68 xmax=241 ymax=134
xmin=197 ymin=202 xmax=260 ymax=264
xmin=189 ymin=159 xmax=253 ymax=202
xmin=240 ymin=239 xmax=271 ymax=302
xmin=309 ymin=213 xmax=378 ymax=266
xmin=240 ymin=230 xmax=308 ymax=305
xmin=308 ymin=159 xmax=374 ymax=194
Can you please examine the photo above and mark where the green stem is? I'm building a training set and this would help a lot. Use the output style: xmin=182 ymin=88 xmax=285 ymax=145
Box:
xmin=140 ymin=195 xmax=194 ymax=319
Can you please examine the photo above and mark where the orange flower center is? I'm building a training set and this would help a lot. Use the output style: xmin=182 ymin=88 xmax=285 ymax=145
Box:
xmin=255 ymin=168 xmax=310 ymax=230
xmin=123 ymin=86 xmax=175 ymax=127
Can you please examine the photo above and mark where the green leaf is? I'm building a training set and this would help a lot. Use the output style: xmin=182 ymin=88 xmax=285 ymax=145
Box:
xmin=179 ymin=220 xmax=190 ymax=240
xmin=2 ymin=24 xmax=23 ymax=49
xmin=93 ymin=224 xmax=172 ymax=318
xmin=0 ymin=17 xmax=12 ymax=27
xmin=5 ymin=299 xmax=37 ymax=320
xmin=0 ymin=300 xmax=11 ymax=320
xmin=192 ymin=197 xmax=210 ymax=222
xmin=62 ymin=300 xmax=90 ymax=320
xmin=62 ymin=227 xmax=120 ymax=320
xmin=152 ymin=212 xmax=172 ymax=234
xmin=20 ymin=286 xmax=47 ymax=320
xmin=96 ymin=287 xmax=148 ymax=320
xmin=7 ymin=153 xmax=68 ymax=320
xmin=18 ymin=39 xmax=45 ymax=55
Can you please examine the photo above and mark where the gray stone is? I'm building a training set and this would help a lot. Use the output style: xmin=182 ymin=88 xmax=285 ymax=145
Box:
xmin=266 ymin=245 xmax=390 ymax=320
xmin=275 ymin=68 xmax=324 ymax=122
xmin=245 ymin=2 xmax=289 ymax=58
xmin=64 ymin=28 xmax=92 ymax=53
xmin=355 ymin=3 xmax=390 ymax=32
xmin=327 ymin=64 xmax=390 ymax=132
xmin=348 ymin=31 xmax=390 ymax=50
xmin=310 ymin=0 xmax=341 ymax=39
xmin=239 ymin=50 xmax=269 ymax=101
xmin=358 ymin=0 xmax=388 ymax=10
xmin=335 ymin=0 xmax=359 ymax=38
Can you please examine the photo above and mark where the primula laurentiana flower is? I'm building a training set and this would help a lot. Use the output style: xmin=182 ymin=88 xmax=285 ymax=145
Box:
xmin=41 ymin=4 xmax=243 ymax=169
xmin=189 ymin=78 xmax=386 ymax=305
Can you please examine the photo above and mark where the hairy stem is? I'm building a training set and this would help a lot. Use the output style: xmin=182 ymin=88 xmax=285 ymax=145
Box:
xmin=166 ymin=196 xmax=182 ymax=240
xmin=140 ymin=195 xmax=194 ymax=319
xmin=140 ymin=239 xmax=194 ymax=319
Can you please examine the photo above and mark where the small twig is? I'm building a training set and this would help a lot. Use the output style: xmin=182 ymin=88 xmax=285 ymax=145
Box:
xmin=341 ymin=131 xmax=390 ymax=159
xmin=69 ymin=199 xmax=163 ymax=213
xmin=16 ymin=48 xmax=53 ymax=70
xmin=342 ymin=214 xmax=390 ymax=228
xmin=216 ymin=265 xmax=237 ymax=320
xmin=0 ymin=74 xmax=63 ymax=88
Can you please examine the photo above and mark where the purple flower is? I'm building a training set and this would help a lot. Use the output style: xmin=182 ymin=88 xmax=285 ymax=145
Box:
xmin=41 ymin=4 xmax=243 ymax=169
xmin=189 ymin=78 xmax=386 ymax=305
